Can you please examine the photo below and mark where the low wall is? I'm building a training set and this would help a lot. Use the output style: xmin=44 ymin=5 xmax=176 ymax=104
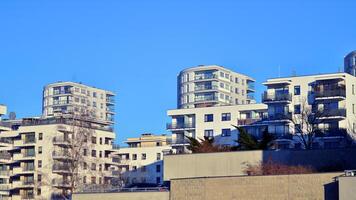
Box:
xmin=164 ymin=148 xmax=356 ymax=180
xmin=72 ymin=191 xmax=169 ymax=200
xmin=339 ymin=176 xmax=356 ymax=200
xmin=170 ymin=173 xmax=340 ymax=200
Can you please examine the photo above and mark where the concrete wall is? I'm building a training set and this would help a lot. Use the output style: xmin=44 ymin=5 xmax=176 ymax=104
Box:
xmin=339 ymin=176 xmax=356 ymax=200
xmin=170 ymin=173 xmax=340 ymax=200
xmin=72 ymin=191 xmax=169 ymax=200
xmin=164 ymin=149 xmax=356 ymax=180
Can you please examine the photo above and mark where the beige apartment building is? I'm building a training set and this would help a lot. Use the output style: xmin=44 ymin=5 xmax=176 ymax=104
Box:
xmin=167 ymin=104 xmax=267 ymax=152
xmin=0 ymin=117 xmax=116 ymax=200
xmin=262 ymin=72 xmax=356 ymax=148
xmin=42 ymin=82 xmax=115 ymax=125
xmin=177 ymin=65 xmax=256 ymax=109
xmin=113 ymin=134 xmax=171 ymax=186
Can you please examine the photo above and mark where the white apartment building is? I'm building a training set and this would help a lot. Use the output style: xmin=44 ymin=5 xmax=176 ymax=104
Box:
xmin=344 ymin=50 xmax=356 ymax=76
xmin=112 ymin=134 xmax=171 ymax=186
xmin=167 ymin=104 xmax=268 ymax=153
xmin=177 ymin=65 xmax=256 ymax=109
xmin=42 ymin=82 xmax=115 ymax=125
xmin=0 ymin=117 xmax=116 ymax=200
xmin=262 ymin=72 xmax=356 ymax=148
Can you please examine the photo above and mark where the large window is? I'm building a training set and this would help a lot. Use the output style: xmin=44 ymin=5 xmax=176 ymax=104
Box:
xmin=221 ymin=129 xmax=231 ymax=137
xmin=294 ymin=105 xmax=301 ymax=114
xmin=221 ymin=113 xmax=231 ymax=121
xmin=204 ymin=114 xmax=214 ymax=122
xmin=294 ymin=86 xmax=300 ymax=95
xmin=204 ymin=130 xmax=214 ymax=138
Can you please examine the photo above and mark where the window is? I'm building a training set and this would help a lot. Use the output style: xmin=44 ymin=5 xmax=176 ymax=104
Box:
xmin=92 ymin=137 xmax=97 ymax=144
xmin=156 ymin=142 xmax=162 ymax=146
xmin=93 ymin=92 xmax=97 ymax=98
xmin=37 ymin=188 xmax=41 ymax=196
xmin=220 ymin=82 xmax=224 ymax=88
xmin=235 ymin=98 xmax=239 ymax=104
xmin=156 ymin=164 xmax=161 ymax=173
xmin=38 ymin=174 xmax=42 ymax=182
xmin=141 ymin=153 xmax=146 ymax=160
xmin=221 ymin=113 xmax=231 ymax=121
xmin=93 ymin=102 xmax=97 ymax=107
xmin=91 ymin=150 xmax=96 ymax=157
xmin=83 ymin=162 xmax=87 ymax=170
xmin=220 ymin=72 xmax=224 ymax=77
xmin=220 ymin=93 xmax=224 ymax=99
xmin=157 ymin=153 xmax=161 ymax=160
xmin=38 ymin=147 xmax=42 ymax=154
xmin=225 ymin=73 xmax=229 ymax=79
xmin=75 ymin=87 xmax=80 ymax=92
xmin=99 ymin=164 xmax=102 ymax=171
xmin=38 ymin=160 xmax=42 ymax=168
xmin=235 ymin=88 xmax=239 ymax=94
xmin=91 ymin=177 xmax=96 ymax=184
xmin=156 ymin=177 xmax=161 ymax=184
xmin=38 ymin=133 xmax=43 ymax=140
xmin=99 ymin=151 xmax=102 ymax=158
xmin=204 ymin=130 xmax=214 ymax=138
xmin=295 ymin=124 xmax=301 ymax=133
xmin=294 ymin=86 xmax=300 ymax=95
xmin=204 ymin=114 xmax=214 ymax=122
xmin=83 ymin=149 xmax=88 ymax=156
xmin=222 ymin=129 xmax=231 ymax=137
xmin=241 ymin=89 xmax=245 ymax=96
xmin=353 ymin=85 xmax=355 ymax=95
xmin=83 ymin=176 xmax=87 ymax=184
xmin=91 ymin=163 xmax=96 ymax=171
xmin=132 ymin=166 xmax=137 ymax=171
xmin=99 ymin=138 xmax=102 ymax=144
xmin=132 ymin=154 xmax=137 ymax=160
xmin=353 ymin=104 xmax=355 ymax=114
xmin=294 ymin=105 xmax=301 ymax=114
xmin=235 ymin=77 xmax=239 ymax=83
xmin=100 ymin=103 xmax=103 ymax=109
xmin=75 ymin=97 xmax=79 ymax=102
xmin=81 ymin=98 xmax=86 ymax=104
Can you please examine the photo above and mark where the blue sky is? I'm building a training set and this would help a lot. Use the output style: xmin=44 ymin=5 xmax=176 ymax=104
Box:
xmin=0 ymin=0 xmax=355 ymax=144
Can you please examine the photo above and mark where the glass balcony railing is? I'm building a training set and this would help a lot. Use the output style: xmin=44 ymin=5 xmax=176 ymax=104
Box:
xmin=166 ymin=123 xmax=195 ymax=130
xmin=314 ymin=88 xmax=346 ymax=98
xmin=194 ymin=74 xmax=218 ymax=80
xmin=194 ymin=85 xmax=218 ymax=91
xmin=194 ymin=96 xmax=218 ymax=102
xmin=262 ymin=92 xmax=292 ymax=103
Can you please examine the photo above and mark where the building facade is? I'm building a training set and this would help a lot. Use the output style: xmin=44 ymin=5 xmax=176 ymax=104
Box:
xmin=177 ymin=65 xmax=255 ymax=109
xmin=167 ymin=104 xmax=268 ymax=153
xmin=0 ymin=117 xmax=116 ymax=200
xmin=0 ymin=105 xmax=6 ymax=120
xmin=262 ymin=72 xmax=356 ymax=148
xmin=345 ymin=50 xmax=356 ymax=76
xmin=112 ymin=134 xmax=171 ymax=186
xmin=42 ymin=82 xmax=115 ymax=126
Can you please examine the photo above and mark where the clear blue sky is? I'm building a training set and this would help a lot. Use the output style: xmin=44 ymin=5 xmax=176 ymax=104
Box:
xmin=0 ymin=0 xmax=355 ymax=145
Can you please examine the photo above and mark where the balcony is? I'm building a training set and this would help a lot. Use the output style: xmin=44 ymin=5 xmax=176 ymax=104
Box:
xmin=237 ymin=118 xmax=263 ymax=126
xmin=53 ymin=90 xmax=72 ymax=96
xmin=317 ymin=108 xmax=347 ymax=120
xmin=52 ymin=179 xmax=71 ymax=188
xmin=52 ymin=164 xmax=71 ymax=174
xmin=262 ymin=92 xmax=292 ymax=104
xmin=194 ymin=85 xmax=218 ymax=92
xmin=52 ymin=137 xmax=71 ymax=146
xmin=106 ymin=96 xmax=115 ymax=105
xmin=265 ymin=112 xmax=292 ymax=122
xmin=314 ymin=88 xmax=346 ymax=100
xmin=0 ymin=171 xmax=10 ymax=177
xmin=171 ymin=138 xmax=190 ymax=146
xmin=166 ymin=123 xmax=195 ymax=130
xmin=194 ymin=96 xmax=218 ymax=102
xmin=194 ymin=74 xmax=218 ymax=81
xmin=52 ymin=100 xmax=73 ymax=106
xmin=247 ymin=81 xmax=255 ymax=92
xmin=52 ymin=151 xmax=71 ymax=160
xmin=0 ymin=184 xmax=10 ymax=190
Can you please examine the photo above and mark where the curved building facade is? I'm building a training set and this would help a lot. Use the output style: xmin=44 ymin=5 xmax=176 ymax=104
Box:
xmin=344 ymin=50 xmax=356 ymax=76
xmin=177 ymin=65 xmax=255 ymax=109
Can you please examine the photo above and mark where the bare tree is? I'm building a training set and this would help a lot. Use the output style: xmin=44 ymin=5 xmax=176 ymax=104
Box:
xmin=289 ymin=98 xmax=328 ymax=149
xmin=53 ymin=108 xmax=96 ymax=199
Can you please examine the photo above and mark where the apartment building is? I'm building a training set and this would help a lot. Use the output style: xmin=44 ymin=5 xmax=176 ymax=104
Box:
xmin=0 ymin=117 xmax=116 ymax=200
xmin=177 ymin=65 xmax=256 ymax=109
xmin=112 ymin=134 xmax=171 ymax=186
xmin=0 ymin=105 xmax=6 ymax=120
xmin=42 ymin=82 xmax=115 ymax=125
xmin=262 ymin=72 xmax=356 ymax=148
xmin=344 ymin=50 xmax=356 ymax=76
xmin=167 ymin=104 xmax=268 ymax=153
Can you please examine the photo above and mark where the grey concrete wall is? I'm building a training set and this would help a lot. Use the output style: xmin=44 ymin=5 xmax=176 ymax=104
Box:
xmin=339 ymin=176 xmax=356 ymax=200
xmin=72 ymin=191 xmax=169 ymax=200
xmin=164 ymin=149 xmax=356 ymax=180
xmin=170 ymin=173 xmax=340 ymax=200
